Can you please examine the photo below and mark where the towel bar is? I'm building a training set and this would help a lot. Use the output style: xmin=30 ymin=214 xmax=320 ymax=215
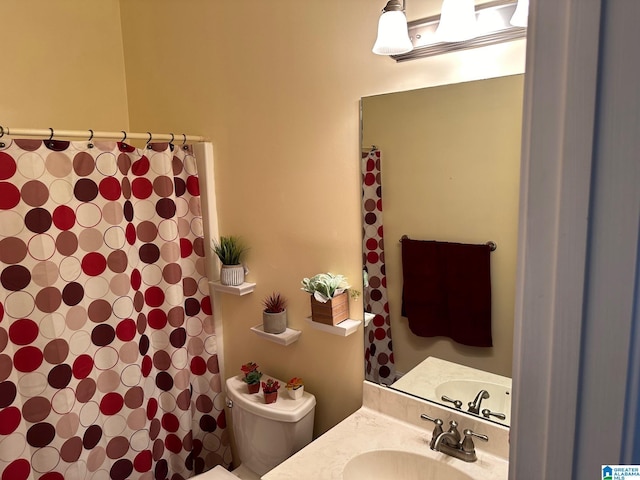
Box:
xmin=399 ymin=236 xmax=497 ymax=251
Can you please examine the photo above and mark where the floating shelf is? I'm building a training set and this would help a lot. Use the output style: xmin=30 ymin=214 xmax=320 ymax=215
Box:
xmin=304 ymin=317 xmax=362 ymax=337
xmin=364 ymin=312 xmax=375 ymax=328
xmin=209 ymin=281 xmax=256 ymax=296
xmin=250 ymin=324 xmax=302 ymax=346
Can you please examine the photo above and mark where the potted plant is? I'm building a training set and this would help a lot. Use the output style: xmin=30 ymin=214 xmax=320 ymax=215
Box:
xmin=213 ymin=236 xmax=248 ymax=286
xmin=262 ymin=292 xmax=287 ymax=334
xmin=262 ymin=378 xmax=280 ymax=404
xmin=301 ymin=272 xmax=351 ymax=325
xmin=241 ymin=362 xmax=262 ymax=394
xmin=285 ymin=377 xmax=304 ymax=400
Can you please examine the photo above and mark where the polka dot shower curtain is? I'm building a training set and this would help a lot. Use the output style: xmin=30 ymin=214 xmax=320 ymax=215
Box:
xmin=0 ymin=139 xmax=229 ymax=479
xmin=361 ymin=149 xmax=395 ymax=384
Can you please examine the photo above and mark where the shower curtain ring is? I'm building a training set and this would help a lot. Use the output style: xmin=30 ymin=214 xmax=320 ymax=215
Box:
xmin=121 ymin=130 xmax=127 ymax=144
xmin=48 ymin=128 xmax=54 ymax=142
xmin=146 ymin=132 xmax=152 ymax=147
xmin=169 ymin=133 xmax=174 ymax=144
xmin=88 ymin=129 xmax=94 ymax=142
xmin=182 ymin=134 xmax=186 ymax=145
xmin=0 ymin=126 xmax=4 ymax=138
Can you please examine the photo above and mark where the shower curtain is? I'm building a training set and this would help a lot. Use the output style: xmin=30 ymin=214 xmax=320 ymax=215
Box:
xmin=361 ymin=149 xmax=395 ymax=384
xmin=0 ymin=139 xmax=229 ymax=479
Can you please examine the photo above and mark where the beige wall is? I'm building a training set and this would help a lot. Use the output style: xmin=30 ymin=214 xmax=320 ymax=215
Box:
xmin=0 ymin=0 xmax=129 ymax=130
xmin=118 ymin=0 xmax=526 ymax=437
xmin=362 ymin=75 xmax=524 ymax=378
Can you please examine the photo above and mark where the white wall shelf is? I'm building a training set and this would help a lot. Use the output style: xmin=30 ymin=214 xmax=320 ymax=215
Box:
xmin=209 ymin=281 xmax=256 ymax=296
xmin=250 ymin=324 xmax=302 ymax=346
xmin=364 ymin=312 xmax=375 ymax=328
xmin=304 ymin=317 xmax=361 ymax=337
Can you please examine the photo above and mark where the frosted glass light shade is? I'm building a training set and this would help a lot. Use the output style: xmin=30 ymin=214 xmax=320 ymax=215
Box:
xmin=510 ymin=0 xmax=529 ymax=27
xmin=436 ymin=0 xmax=477 ymax=42
xmin=372 ymin=10 xmax=413 ymax=55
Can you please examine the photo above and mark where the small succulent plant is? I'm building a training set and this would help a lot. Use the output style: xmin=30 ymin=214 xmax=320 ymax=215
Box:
xmin=240 ymin=362 xmax=259 ymax=375
xmin=262 ymin=292 xmax=287 ymax=313
xmin=241 ymin=362 xmax=262 ymax=385
xmin=243 ymin=370 xmax=263 ymax=385
xmin=261 ymin=378 xmax=280 ymax=393
xmin=285 ymin=377 xmax=304 ymax=390
xmin=301 ymin=272 xmax=351 ymax=303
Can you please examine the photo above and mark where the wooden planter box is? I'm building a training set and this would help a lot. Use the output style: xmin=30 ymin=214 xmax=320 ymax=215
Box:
xmin=310 ymin=292 xmax=349 ymax=326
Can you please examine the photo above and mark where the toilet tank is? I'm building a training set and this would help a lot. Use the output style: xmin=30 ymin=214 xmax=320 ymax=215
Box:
xmin=226 ymin=374 xmax=316 ymax=476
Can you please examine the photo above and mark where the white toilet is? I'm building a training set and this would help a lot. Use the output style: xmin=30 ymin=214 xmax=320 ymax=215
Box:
xmin=194 ymin=373 xmax=316 ymax=479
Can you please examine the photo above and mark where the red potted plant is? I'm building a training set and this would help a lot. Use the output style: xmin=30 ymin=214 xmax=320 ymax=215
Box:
xmin=262 ymin=378 xmax=280 ymax=404
xmin=241 ymin=362 xmax=262 ymax=394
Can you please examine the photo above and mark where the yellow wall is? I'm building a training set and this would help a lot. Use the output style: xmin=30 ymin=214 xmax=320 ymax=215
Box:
xmin=0 ymin=0 xmax=526 ymax=439
xmin=0 ymin=0 xmax=129 ymax=129
xmin=118 ymin=0 xmax=526 ymax=436
xmin=362 ymin=75 xmax=524 ymax=378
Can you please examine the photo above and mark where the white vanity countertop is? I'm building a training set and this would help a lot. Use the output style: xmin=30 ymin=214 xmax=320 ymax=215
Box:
xmin=392 ymin=356 xmax=511 ymax=401
xmin=262 ymin=383 xmax=509 ymax=480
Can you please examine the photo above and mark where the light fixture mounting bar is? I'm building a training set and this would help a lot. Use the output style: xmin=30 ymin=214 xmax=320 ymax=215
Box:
xmin=391 ymin=0 xmax=526 ymax=62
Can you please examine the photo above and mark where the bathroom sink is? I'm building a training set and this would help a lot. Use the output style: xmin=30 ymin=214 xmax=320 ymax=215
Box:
xmin=342 ymin=450 xmax=474 ymax=480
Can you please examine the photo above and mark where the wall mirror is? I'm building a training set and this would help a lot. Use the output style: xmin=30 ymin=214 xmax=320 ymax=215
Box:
xmin=360 ymin=74 xmax=524 ymax=427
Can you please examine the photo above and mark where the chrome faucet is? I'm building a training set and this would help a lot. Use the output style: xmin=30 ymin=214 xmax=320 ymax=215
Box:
xmin=420 ymin=415 xmax=488 ymax=462
xmin=467 ymin=389 xmax=490 ymax=414
xmin=432 ymin=420 xmax=461 ymax=450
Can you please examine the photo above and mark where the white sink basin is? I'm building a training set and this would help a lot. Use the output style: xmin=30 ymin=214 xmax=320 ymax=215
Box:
xmin=343 ymin=450 xmax=474 ymax=480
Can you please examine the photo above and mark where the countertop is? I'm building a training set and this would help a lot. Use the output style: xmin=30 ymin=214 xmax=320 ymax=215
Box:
xmin=262 ymin=382 xmax=509 ymax=480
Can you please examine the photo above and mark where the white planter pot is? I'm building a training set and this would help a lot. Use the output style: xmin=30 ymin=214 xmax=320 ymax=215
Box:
xmin=220 ymin=264 xmax=244 ymax=286
xmin=287 ymin=386 xmax=304 ymax=400
xmin=263 ymin=310 xmax=287 ymax=334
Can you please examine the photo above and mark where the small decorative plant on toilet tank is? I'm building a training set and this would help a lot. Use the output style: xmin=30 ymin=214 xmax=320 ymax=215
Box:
xmin=262 ymin=378 xmax=280 ymax=404
xmin=241 ymin=362 xmax=262 ymax=394
xmin=285 ymin=377 xmax=304 ymax=400
xmin=301 ymin=272 xmax=351 ymax=325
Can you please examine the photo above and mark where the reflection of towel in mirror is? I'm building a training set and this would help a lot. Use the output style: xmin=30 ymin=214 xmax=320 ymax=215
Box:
xmin=401 ymin=239 xmax=492 ymax=347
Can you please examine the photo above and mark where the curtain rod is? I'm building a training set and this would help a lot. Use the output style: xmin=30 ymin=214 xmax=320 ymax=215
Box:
xmin=0 ymin=126 xmax=207 ymax=143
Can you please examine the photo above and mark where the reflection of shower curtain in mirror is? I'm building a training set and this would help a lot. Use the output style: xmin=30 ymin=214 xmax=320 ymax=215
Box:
xmin=361 ymin=149 xmax=395 ymax=384
xmin=0 ymin=139 xmax=230 ymax=478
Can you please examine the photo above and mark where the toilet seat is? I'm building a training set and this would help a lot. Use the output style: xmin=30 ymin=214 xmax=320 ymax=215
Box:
xmin=193 ymin=465 xmax=238 ymax=479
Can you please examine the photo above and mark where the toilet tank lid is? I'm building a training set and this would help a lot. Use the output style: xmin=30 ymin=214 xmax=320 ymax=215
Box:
xmin=226 ymin=374 xmax=316 ymax=422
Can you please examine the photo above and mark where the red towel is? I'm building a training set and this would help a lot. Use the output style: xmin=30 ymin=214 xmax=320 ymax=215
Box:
xmin=401 ymin=239 xmax=492 ymax=347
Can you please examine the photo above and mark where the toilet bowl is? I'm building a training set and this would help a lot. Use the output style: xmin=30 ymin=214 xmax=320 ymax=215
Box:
xmin=192 ymin=373 xmax=316 ymax=479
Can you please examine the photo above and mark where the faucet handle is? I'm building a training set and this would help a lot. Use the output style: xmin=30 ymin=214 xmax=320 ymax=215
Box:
xmin=420 ymin=414 xmax=444 ymax=433
xmin=461 ymin=429 xmax=489 ymax=453
xmin=481 ymin=408 xmax=507 ymax=420
xmin=441 ymin=395 xmax=463 ymax=409
xmin=420 ymin=414 xmax=443 ymax=449
xmin=420 ymin=414 xmax=443 ymax=427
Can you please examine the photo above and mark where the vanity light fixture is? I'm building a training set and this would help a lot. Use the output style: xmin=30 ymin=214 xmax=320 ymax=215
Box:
xmin=372 ymin=0 xmax=414 ymax=55
xmin=510 ymin=0 xmax=529 ymax=27
xmin=436 ymin=0 xmax=478 ymax=42
xmin=376 ymin=0 xmax=527 ymax=62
